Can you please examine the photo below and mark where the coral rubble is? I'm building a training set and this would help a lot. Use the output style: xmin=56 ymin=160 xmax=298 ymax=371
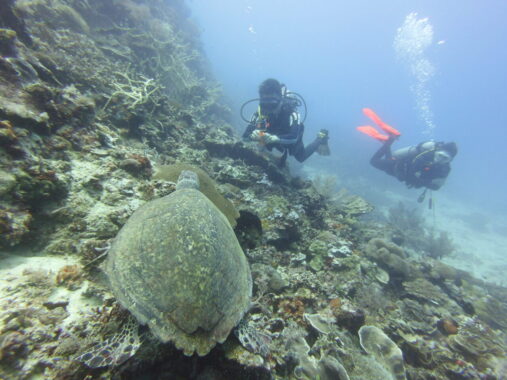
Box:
xmin=0 ymin=0 xmax=505 ymax=379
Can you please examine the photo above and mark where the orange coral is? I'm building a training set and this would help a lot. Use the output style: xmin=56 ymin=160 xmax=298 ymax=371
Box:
xmin=130 ymin=154 xmax=151 ymax=169
xmin=56 ymin=265 xmax=83 ymax=289
xmin=278 ymin=298 xmax=305 ymax=321
xmin=329 ymin=297 xmax=342 ymax=317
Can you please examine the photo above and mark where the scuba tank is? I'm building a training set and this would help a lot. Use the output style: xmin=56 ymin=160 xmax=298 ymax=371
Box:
xmin=391 ymin=146 xmax=417 ymax=160
xmin=393 ymin=140 xmax=438 ymax=161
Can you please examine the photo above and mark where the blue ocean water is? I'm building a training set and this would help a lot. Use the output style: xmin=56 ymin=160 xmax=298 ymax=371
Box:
xmin=188 ymin=0 xmax=507 ymax=215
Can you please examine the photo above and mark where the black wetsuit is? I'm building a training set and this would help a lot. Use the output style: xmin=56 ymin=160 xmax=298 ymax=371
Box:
xmin=370 ymin=140 xmax=451 ymax=190
xmin=242 ymin=106 xmax=322 ymax=164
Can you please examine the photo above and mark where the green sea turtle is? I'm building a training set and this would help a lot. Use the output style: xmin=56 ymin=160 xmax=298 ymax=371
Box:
xmin=78 ymin=170 xmax=261 ymax=367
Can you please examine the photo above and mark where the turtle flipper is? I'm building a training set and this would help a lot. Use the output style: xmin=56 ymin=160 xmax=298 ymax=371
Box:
xmin=234 ymin=318 xmax=270 ymax=357
xmin=75 ymin=316 xmax=141 ymax=368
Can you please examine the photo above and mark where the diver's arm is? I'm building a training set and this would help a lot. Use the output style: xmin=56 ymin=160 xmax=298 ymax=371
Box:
xmin=242 ymin=114 xmax=258 ymax=140
xmin=425 ymin=165 xmax=451 ymax=190
xmin=243 ymin=124 xmax=256 ymax=140
xmin=274 ymin=114 xmax=303 ymax=145
xmin=276 ymin=132 xmax=299 ymax=145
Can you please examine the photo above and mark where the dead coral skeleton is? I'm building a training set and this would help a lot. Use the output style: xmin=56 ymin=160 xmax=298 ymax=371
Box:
xmin=102 ymin=71 xmax=162 ymax=111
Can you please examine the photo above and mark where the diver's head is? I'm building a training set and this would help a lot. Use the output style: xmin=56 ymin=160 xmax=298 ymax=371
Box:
xmin=434 ymin=142 xmax=458 ymax=164
xmin=442 ymin=142 xmax=458 ymax=158
xmin=259 ymin=78 xmax=283 ymax=116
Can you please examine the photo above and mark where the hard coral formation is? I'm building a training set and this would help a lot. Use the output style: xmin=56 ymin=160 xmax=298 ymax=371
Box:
xmin=365 ymin=238 xmax=416 ymax=279
xmin=0 ymin=0 xmax=505 ymax=379
xmin=359 ymin=325 xmax=407 ymax=380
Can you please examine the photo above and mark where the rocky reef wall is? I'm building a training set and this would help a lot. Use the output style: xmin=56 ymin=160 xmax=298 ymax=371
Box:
xmin=0 ymin=1 xmax=506 ymax=379
xmin=0 ymin=0 xmax=234 ymax=250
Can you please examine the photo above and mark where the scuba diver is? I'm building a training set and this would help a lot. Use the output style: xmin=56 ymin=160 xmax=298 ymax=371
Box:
xmin=241 ymin=78 xmax=330 ymax=167
xmin=357 ymin=108 xmax=457 ymax=195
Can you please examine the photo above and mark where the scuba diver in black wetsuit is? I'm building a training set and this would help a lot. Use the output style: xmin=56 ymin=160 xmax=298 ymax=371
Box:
xmin=370 ymin=138 xmax=457 ymax=190
xmin=357 ymin=108 xmax=457 ymax=193
xmin=241 ymin=78 xmax=330 ymax=167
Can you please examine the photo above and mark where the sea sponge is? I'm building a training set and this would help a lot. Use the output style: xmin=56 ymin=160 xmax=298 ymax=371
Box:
xmin=154 ymin=164 xmax=239 ymax=227
xmin=437 ymin=318 xmax=458 ymax=335
xmin=358 ymin=325 xmax=407 ymax=380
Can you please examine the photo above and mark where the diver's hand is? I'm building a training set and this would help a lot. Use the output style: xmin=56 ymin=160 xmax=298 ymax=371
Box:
xmin=263 ymin=133 xmax=280 ymax=144
xmin=250 ymin=129 xmax=264 ymax=141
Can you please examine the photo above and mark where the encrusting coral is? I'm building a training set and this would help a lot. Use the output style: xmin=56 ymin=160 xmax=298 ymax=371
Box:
xmin=0 ymin=0 xmax=505 ymax=379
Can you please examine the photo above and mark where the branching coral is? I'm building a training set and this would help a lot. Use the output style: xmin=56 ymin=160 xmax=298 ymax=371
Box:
xmin=102 ymin=71 xmax=162 ymax=111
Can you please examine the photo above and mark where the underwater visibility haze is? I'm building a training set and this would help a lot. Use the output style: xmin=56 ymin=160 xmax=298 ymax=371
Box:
xmin=0 ymin=0 xmax=506 ymax=378
xmin=190 ymin=0 xmax=507 ymax=211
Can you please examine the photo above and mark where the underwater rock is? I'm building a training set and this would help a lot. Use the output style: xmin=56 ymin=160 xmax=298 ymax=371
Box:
xmin=307 ymin=231 xmax=352 ymax=272
xmin=0 ymin=331 xmax=28 ymax=363
xmin=0 ymin=96 xmax=49 ymax=132
xmin=338 ymin=194 xmax=374 ymax=216
xmin=257 ymin=194 xmax=303 ymax=250
xmin=119 ymin=154 xmax=152 ymax=178
xmin=0 ymin=206 xmax=32 ymax=247
xmin=365 ymin=238 xmax=420 ymax=279
xmin=358 ymin=325 xmax=407 ymax=380
xmin=251 ymin=263 xmax=288 ymax=294
xmin=203 ymin=140 xmax=290 ymax=185
xmin=0 ymin=168 xmax=16 ymax=196
xmin=334 ymin=303 xmax=365 ymax=335
xmin=402 ymin=278 xmax=448 ymax=306
xmin=448 ymin=318 xmax=505 ymax=359
xmin=0 ymin=28 xmax=18 ymax=56
xmin=286 ymin=333 xmax=350 ymax=380
xmin=474 ymin=295 xmax=507 ymax=330
xmin=13 ymin=167 xmax=68 ymax=209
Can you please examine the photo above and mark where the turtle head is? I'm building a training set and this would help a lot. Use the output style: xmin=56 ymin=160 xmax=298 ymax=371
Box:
xmin=176 ymin=170 xmax=200 ymax=191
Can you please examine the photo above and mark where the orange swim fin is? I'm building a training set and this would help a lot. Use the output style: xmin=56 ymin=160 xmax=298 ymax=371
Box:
xmin=356 ymin=125 xmax=389 ymax=141
xmin=362 ymin=108 xmax=401 ymax=136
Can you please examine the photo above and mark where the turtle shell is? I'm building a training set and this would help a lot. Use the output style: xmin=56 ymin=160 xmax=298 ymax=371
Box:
xmin=105 ymin=184 xmax=252 ymax=356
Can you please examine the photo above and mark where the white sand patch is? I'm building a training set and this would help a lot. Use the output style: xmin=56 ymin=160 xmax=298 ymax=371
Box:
xmin=427 ymin=196 xmax=507 ymax=286
xmin=0 ymin=254 xmax=75 ymax=290
xmin=0 ymin=253 xmax=104 ymax=331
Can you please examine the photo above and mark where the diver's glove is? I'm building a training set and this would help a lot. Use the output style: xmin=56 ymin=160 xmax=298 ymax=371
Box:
xmin=316 ymin=129 xmax=330 ymax=156
xmin=263 ymin=133 xmax=280 ymax=144
xmin=317 ymin=129 xmax=329 ymax=141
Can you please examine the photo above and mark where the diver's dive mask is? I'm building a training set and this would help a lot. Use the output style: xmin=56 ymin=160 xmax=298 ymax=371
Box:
xmin=259 ymin=95 xmax=282 ymax=115
xmin=434 ymin=150 xmax=453 ymax=164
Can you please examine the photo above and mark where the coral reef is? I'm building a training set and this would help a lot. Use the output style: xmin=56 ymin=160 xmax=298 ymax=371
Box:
xmin=0 ymin=0 xmax=505 ymax=379
xmin=358 ymin=325 xmax=407 ymax=380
